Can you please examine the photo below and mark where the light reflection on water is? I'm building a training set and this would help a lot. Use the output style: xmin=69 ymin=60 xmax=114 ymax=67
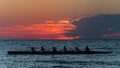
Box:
xmin=0 ymin=40 xmax=120 ymax=68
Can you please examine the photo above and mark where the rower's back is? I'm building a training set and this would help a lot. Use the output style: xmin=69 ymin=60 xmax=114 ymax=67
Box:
xmin=85 ymin=46 xmax=90 ymax=52
xmin=75 ymin=47 xmax=80 ymax=52
xmin=64 ymin=46 xmax=67 ymax=52
xmin=41 ymin=47 xmax=45 ymax=52
xmin=31 ymin=47 xmax=35 ymax=53
xmin=52 ymin=47 xmax=57 ymax=52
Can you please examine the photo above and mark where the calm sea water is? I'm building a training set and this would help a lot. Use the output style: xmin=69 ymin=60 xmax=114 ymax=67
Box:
xmin=0 ymin=40 xmax=120 ymax=68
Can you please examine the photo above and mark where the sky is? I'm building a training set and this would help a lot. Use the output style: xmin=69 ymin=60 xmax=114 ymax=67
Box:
xmin=0 ymin=0 xmax=120 ymax=40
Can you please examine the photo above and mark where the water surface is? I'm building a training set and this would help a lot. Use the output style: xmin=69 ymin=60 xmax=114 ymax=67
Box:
xmin=0 ymin=40 xmax=120 ymax=68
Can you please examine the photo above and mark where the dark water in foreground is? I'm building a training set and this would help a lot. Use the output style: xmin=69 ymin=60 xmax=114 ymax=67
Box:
xmin=0 ymin=40 xmax=120 ymax=68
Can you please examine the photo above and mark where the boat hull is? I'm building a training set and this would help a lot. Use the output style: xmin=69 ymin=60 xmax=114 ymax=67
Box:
xmin=7 ymin=51 xmax=112 ymax=55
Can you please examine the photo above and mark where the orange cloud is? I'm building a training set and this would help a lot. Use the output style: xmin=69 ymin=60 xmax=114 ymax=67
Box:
xmin=0 ymin=20 xmax=80 ymax=40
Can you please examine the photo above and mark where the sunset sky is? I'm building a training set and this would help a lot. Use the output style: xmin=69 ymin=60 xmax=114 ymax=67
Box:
xmin=0 ymin=0 xmax=120 ymax=40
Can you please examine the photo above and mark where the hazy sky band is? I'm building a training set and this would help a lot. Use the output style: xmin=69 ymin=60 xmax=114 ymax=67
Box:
xmin=1 ymin=0 xmax=120 ymax=21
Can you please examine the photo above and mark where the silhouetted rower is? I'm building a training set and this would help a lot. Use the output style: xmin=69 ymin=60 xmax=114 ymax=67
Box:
xmin=64 ymin=46 xmax=67 ymax=52
xmin=52 ymin=47 xmax=57 ymax=52
xmin=75 ymin=47 xmax=80 ymax=52
xmin=41 ymin=47 xmax=45 ymax=52
xmin=85 ymin=46 xmax=90 ymax=52
xmin=31 ymin=47 xmax=35 ymax=53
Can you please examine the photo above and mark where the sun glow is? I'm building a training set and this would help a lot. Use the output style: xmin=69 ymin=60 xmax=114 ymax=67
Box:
xmin=0 ymin=20 xmax=79 ymax=40
xmin=58 ymin=20 xmax=70 ymax=24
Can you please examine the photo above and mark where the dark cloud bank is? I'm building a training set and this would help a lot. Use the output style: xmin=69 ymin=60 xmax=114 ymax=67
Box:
xmin=67 ymin=14 xmax=120 ymax=39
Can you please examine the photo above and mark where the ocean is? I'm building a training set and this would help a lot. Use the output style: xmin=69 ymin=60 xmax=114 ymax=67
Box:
xmin=0 ymin=40 xmax=120 ymax=68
